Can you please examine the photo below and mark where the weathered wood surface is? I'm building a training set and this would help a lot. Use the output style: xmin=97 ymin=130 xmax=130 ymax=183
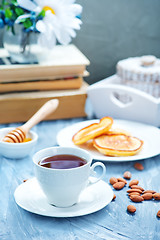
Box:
xmin=0 ymin=117 xmax=160 ymax=240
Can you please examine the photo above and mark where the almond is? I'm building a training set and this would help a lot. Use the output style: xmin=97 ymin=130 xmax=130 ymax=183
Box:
xmin=127 ymin=189 xmax=142 ymax=194
xmin=23 ymin=179 xmax=28 ymax=182
xmin=153 ymin=193 xmax=160 ymax=200
xmin=113 ymin=181 xmax=125 ymax=190
xmin=141 ymin=193 xmax=153 ymax=200
xmin=123 ymin=171 xmax=132 ymax=180
xmin=109 ymin=177 xmax=118 ymax=185
xmin=129 ymin=179 xmax=139 ymax=187
xmin=128 ymin=192 xmax=141 ymax=196
xmin=143 ymin=190 xmax=156 ymax=194
xmin=117 ymin=177 xmax=127 ymax=184
xmin=131 ymin=185 xmax=144 ymax=191
xmin=130 ymin=195 xmax=144 ymax=202
xmin=127 ymin=205 xmax=136 ymax=213
xmin=134 ymin=162 xmax=144 ymax=171
xmin=157 ymin=210 xmax=160 ymax=218
xmin=112 ymin=194 xmax=116 ymax=201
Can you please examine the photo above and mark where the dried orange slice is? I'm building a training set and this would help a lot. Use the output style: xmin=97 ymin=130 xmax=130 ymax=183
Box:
xmin=72 ymin=117 xmax=113 ymax=145
xmin=93 ymin=134 xmax=143 ymax=156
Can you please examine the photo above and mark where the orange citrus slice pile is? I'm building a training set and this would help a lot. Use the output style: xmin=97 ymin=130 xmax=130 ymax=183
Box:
xmin=93 ymin=134 xmax=143 ymax=157
xmin=72 ymin=117 xmax=113 ymax=145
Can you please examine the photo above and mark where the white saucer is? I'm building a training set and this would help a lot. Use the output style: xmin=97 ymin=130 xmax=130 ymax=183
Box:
xmin=14 ymin=178 xmax=113 ymax=218
xmin=57 ymin=119 xmax=160 ymax=162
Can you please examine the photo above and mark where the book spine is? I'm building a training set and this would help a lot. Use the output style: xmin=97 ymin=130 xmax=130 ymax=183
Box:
xmin=0 ymin=77 xmax=83 ymax=93
xmin=0 ymin=88 xmax=87 ymax=123
xmin=0 ymin=65 xmax=86 ymax=82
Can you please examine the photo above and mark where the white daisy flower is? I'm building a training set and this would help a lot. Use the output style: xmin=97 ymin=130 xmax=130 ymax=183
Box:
xmin=17 ymin=0 xmax=82 ymax=48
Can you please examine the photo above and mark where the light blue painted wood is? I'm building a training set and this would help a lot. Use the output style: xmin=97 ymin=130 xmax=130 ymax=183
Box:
xmin=0 ymin=117 xmax=160 ymax=240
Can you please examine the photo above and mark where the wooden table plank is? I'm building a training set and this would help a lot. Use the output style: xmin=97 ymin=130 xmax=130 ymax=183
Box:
xmin=0 ymin=118 xmax=160 ymax=240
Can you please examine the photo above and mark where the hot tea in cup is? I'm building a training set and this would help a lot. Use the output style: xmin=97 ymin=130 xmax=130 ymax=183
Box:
xmin=38 ymin=154 xmax=87 ymax=169
xmin=33 ymin=147 xmax=106 ymax=207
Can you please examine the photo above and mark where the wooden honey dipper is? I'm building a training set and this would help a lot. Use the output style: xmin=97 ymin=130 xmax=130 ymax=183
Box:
xmin=2 ymin=99 xmax=59 ymax=143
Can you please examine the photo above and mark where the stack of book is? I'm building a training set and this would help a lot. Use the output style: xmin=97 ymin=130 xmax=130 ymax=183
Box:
xmin=0 ymin=45 xmax=90 ymax=123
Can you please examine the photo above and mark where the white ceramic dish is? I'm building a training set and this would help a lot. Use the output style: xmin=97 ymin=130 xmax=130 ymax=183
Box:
xmin=57 ymin=119 xmax=160 ymax=162
xmin=0 ymin=127 xmax=38 ymax=159
xmin=14 ymin=177 xmax=113 ymax=217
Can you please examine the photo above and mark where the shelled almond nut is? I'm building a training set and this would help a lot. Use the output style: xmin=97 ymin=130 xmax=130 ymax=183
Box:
xmin=153 ymin=193 xmax=160 ymax=200
xmin=127 ymin=189 xmax=143 ymax=194
xmin=113 ymin=182 xmax=125 ymax=190
xmin=134 ymin=162 xmax=144 ymax=171
xmin=130 ymin=185 xmax=144 ymax=191
xmin=117 ymin=177 xmax=127 ymax=184
xmin=127 ymin=205 xmax=136 ymax=213
xmin=130 ymin=195 xmax=144 ymax=202
xmin=23 ymin=179 xmax=28 ymax=182
xmin=143 ymin=190 xmax=156 ymax=194
xmin=157 ymin=210 xmax=160 ymax=218
xmin=141 ymin=193 xmax=153 ymax=200
xmin=109 ymin=177 xmax=118 ymax=185
xmin=123 ymin=171 xmax=132 ymax=180
xmin=128 ymin=192 xmax=141 ymax=196
xmin=129 ymin=179 xmax=139 ymax=187
xmin=112 ymin=194 xmax=116 ymax=200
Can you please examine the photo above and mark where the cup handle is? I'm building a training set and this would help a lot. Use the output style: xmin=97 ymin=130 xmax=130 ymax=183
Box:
xmin=89 ymin=162 xmax=106 ymax=185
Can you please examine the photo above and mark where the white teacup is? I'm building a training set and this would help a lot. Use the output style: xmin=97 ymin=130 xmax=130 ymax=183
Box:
xmin=33 ymin=146 xmax=106 ymax=207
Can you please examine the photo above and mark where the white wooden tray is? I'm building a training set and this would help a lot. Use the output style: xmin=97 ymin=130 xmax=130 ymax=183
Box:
xmin=87 ymin=75 xmax=160 ymax=127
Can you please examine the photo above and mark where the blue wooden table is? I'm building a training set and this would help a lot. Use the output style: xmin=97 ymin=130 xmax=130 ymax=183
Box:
xmin=1 ymin=115 xmax=160 ymax=240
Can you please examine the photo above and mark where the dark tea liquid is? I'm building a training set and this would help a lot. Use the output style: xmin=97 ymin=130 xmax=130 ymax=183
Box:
xmin=39 ymin=154 xmax=87 ymax=169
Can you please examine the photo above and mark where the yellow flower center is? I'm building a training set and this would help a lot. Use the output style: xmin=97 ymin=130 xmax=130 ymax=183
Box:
xmin=43 ymin=6 xmax=55 ymax=15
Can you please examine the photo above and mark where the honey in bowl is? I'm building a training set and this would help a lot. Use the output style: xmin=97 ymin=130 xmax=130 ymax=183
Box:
xmin=38 ymin=154 xmax=87 ymax=169
xmin=23 ymin=138 xmax=32 ymax=143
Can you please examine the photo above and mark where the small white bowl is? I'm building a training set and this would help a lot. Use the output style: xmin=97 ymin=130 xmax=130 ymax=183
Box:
xmin=0 ymin=127 xmax=38 ymax=159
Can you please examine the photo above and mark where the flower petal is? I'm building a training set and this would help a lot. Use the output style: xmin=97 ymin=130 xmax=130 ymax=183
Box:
xmin=67 ymin=28 xmax=76 ymax=38
xmin=36 ymin=20 xmax=46 ymax=33
xmin=17 ymin=0 xmax=41 ymax=12
xmin=70 ymin=4 xmax=83 ymax=16
xmin=68 ymin=18 xmax=82 ymax=30
xmin=56 ymin=27 xmax=72 ymax=45
xmin=15 ymin=14 xmax=32 ymax=23
xmin=38 ymin=32 xmax=57 ymax=48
